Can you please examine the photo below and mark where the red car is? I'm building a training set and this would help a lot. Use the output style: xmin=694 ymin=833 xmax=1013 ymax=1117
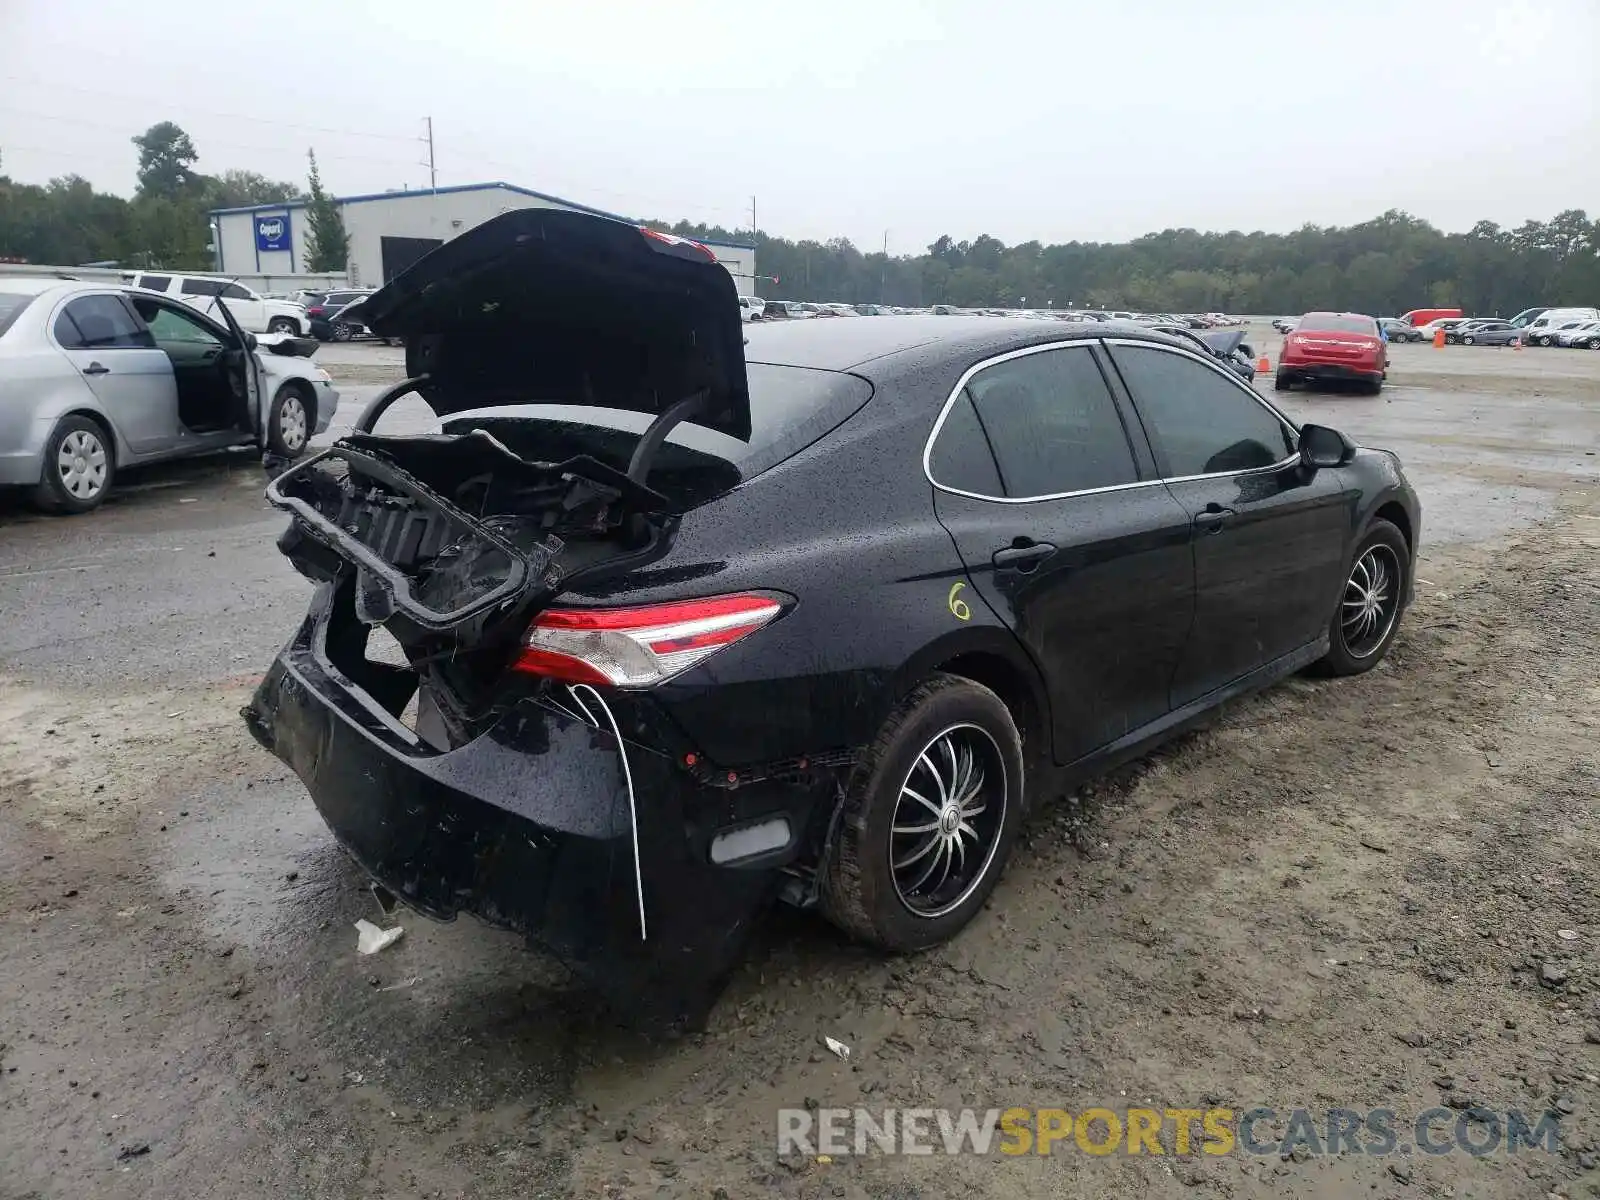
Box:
xmin=1276 ymin=312 xmax=1387 ymax=395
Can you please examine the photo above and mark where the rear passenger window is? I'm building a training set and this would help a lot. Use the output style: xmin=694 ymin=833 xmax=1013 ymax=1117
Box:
xmin=181 ymin=278 xmax=223 ymax=297
xmin=948 ymin=345 xmax=1139 ymax=498
xmin=54 ymin=295 xmax=154 ymax=350
xmin=1110 ymin=345 xmax=1296 ymax=477
xmin=928 ymin=393 xmax=1003 ymax=496
xmin=137 ymin=274 xmax=172 ymax=291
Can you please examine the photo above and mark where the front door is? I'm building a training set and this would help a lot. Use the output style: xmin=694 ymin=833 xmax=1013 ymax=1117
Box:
xmin=51 ymin=293 xmax=180 ymax=455
xmin=929 ymin=342 xmax=1196 ymax=764
xmin=127 ymin=294 xmax=257 ymax=437
xmin=1105 ymin=339 xmax=1352 ymax=706
xmin=203 ymin=290 xmax=262 ymax=438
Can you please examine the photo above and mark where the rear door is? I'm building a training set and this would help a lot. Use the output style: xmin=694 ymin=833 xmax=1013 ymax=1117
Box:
xmin=51 ymin=293 xmax=180 ymax=455
xmin=1105 ymin=339 xmax=1350 ymax=706
xmin=928 ymin=342 xmax=1195 ymax=764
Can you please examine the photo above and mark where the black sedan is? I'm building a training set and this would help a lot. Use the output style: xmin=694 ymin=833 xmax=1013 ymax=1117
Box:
xmin=1380 ymin=318 xmax=1426 ymax=343
xmin=245 ymin=209 xmax=1422 ymax=1026
xmin=304 ymin=289 xmax=374 ymax=340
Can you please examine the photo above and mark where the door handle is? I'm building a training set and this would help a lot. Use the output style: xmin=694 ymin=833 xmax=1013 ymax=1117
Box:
xmin=1194 ymin=503 xmax=1236 ymax=532
xmin=82 ymin=361 xmax=110 ymax=375
xmin=992 ymin=541 xmax=1056 ymax=572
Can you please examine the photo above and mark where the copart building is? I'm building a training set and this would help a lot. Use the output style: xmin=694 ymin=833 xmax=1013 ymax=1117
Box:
xmin=209 ymin=181 xmax=755 ymax=290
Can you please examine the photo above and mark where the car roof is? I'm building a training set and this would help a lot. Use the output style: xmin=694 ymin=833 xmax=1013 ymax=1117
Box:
xmin=0 ymin=276 xmax=93 ymax=297
xmin=742 ymin=314 xmax=1189 ymax=375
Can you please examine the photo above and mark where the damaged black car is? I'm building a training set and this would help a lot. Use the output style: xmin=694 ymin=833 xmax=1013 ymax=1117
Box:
xmin=244 ymin=209 xmax=1421 ymax=1026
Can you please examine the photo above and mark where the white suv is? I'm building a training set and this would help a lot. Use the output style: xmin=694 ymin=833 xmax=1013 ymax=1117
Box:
xmin=738 ymin=295 xmax=765 ymax=322
xmin=125 ymin=272 xmax=309 ymax=336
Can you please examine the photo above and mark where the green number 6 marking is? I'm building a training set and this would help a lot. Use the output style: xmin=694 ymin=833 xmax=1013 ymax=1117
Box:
xmin=947 ymin=581 xmax=971 ymax=621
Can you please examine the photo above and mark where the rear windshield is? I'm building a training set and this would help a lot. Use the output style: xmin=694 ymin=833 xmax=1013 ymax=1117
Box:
xmin=441 ymin=363 xmax=873 ymax=481
xmin=1299 ymin=314 xmax=1376 ymax=334
xmin=0 ymin=292 xmax=35 ymax=338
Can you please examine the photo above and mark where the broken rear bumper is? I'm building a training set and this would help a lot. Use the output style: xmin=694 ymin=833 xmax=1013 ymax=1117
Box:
xmin=242 ymin=590 xmax=806 ymax=1024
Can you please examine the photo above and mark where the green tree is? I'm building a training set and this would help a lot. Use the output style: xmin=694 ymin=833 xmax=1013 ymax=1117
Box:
xmin=302 ymin=149 xmax=348 ymax=272
xmin=203 ymin=169 xmax=301 ymax=210
xmin=131 ymin=121 xmax=202 ymax=200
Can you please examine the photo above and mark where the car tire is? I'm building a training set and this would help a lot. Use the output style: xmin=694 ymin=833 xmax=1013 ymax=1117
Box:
xmin=266 ymin=384 xmax=313 ymax=459
xmin=1311 ymin=518 xmax=1409 ymax=677
xmin=332 ymin=323 xmax=354 ymax=343
xmin=267 ymin=317 xmax=299 ymax=335
xmin=1367 ymin=377 xmax=1384 ymax=395
xmin=819 ymin=674 xmax=1025 ymax=953
xmin=1274 ymin=373 xmax=1292 ymax=391
xmin=1461 ymin=335 xmax=1475 ymax=345
xmin=1538 ymin=335 xmax=1553 ymax=346
xmin=32 ymin=414 xmax=115 ymax=515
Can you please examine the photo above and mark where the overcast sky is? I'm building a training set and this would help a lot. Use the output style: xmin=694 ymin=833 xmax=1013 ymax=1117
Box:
xmin=2 ymin=0 xmax=1595 ymax=250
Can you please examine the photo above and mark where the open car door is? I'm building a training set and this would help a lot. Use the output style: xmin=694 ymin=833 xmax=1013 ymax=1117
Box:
xmin=208 ymin=284 xmax=265 ymax=443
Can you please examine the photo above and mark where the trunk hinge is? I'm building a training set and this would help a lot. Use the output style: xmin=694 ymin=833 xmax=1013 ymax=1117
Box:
xmin=626 ymin=390 xmax=708 ymax=484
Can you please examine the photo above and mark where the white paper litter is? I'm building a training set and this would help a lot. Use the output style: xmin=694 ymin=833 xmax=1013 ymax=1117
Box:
xmin=355 ymin=919 xmax=404 ymax=955
xmin=1557 ymin=929 xmax=1580 ymax=941
xmin=823 ymin=1036 xmax=851 ymax=1062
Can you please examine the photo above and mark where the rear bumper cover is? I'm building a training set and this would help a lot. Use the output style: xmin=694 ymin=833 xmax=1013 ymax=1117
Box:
xmin=243 ymin=589 xmax=822 ymax=1022
xmin=1279 ymin=360 xmax=1382 ymax=383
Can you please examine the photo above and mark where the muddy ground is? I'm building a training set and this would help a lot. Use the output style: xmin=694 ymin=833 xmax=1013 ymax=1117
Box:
xmin=1 ymin=330 xmax=1598 ymax=1199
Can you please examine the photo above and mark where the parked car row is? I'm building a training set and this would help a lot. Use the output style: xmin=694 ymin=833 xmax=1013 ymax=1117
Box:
xmin=753 ymin=301 xmax=1247 ymax=325
xmin=1416 ymin=308 xmax=1600 ymax=347
xmin=1276 ymin=307 xmax=1600 ymax=349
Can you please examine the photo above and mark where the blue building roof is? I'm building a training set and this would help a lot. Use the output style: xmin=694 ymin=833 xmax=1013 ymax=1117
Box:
xmin=209 ymin=181 xmax=755 ymax=251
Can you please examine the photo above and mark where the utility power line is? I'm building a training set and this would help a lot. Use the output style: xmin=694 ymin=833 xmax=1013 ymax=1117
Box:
xmin=0 ymin=75 xmax=420 ymax=143
xmin=0 ymin=107 xmax=420 ymax=168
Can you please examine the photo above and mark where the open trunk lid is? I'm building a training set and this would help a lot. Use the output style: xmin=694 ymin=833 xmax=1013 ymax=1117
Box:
xmin=359 ymin=208 xmax=752 ymax=441
xmin=1200 ymin=329 xmax=1246 ymax=357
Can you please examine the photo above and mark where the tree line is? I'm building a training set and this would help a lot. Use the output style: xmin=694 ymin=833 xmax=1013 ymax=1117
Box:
xmin=2 ymin=120 xmax=1596 ymax=316
xmin=653 ymin=209 xmax=1600 ymax=317
xmin=0 ymin=122 xmax=348 ymax=271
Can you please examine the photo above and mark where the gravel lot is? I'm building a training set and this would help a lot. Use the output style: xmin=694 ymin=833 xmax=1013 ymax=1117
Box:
xmin=1 ymin=326 xmax=1597 ymax=1199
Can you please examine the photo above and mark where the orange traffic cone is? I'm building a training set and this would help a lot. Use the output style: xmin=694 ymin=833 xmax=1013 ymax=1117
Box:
xmin=1433 ymin=329 xmax=1446 ymax=349
xmin=1256 ymin=355 xmax=1270 ymax=374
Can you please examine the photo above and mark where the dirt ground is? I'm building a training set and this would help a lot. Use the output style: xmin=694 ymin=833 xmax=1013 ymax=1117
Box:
xmin=1 ymin=328 xmax=1598 ymax=1199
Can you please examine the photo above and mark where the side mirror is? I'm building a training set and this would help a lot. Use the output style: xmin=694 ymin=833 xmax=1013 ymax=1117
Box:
xmin=1299 ymin=423 xmax=1356 ymax=469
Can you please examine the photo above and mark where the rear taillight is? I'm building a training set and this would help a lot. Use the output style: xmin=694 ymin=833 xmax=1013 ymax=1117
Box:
xmin=307 ymin=306 xmax=324 ymax=316
xmin=512 ymin=593 xmax=785 ymax=687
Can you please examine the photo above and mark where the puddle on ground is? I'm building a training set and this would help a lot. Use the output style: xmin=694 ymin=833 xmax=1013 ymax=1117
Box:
xmin=155 ymin=776 xmax=364 ymax=951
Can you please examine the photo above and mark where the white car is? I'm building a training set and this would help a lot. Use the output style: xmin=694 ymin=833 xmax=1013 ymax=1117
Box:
xmin=738 ymin=296 xmax=764 ymax=322
xmin=0 ymin=278 xmax=339 ymax=513
xmin=124 ymin=271 xmax=310 ymax=336
xmin=1551 ymin=320 xmax=1598 ymax=346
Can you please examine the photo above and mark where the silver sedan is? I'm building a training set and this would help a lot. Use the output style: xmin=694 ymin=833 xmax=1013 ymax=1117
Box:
xmin=0 ymin=278 xmax=339 ymax=513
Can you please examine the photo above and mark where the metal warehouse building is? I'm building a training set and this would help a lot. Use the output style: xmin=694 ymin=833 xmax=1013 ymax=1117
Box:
xmin=209 ymin=181 xmax=756 ymax=291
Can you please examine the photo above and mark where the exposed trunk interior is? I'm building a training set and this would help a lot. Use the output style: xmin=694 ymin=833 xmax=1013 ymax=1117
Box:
xmin=267 ymin=429 xmax=678 ymax=749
